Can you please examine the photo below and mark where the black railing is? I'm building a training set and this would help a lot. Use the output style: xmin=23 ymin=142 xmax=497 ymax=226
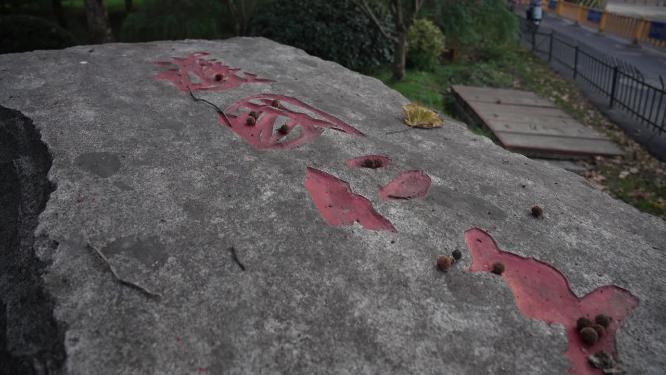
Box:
xmin=519 ymin=21 xmax=666 ymax=134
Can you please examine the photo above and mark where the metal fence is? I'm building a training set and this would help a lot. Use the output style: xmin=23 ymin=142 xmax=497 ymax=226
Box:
xmin=519 ymin=22 xmax=666 ymax=133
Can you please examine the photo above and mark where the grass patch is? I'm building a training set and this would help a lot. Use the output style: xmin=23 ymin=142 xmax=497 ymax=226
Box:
xmin=371 ymin=45 xmax=665 ymax=219
xmin=373 ymin=68 xmax=444 ymax=109
xmin=372 ymin=57 xmax=516 ymax=113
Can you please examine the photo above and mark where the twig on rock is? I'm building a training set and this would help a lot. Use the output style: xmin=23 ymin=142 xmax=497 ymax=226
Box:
xmin=229 ymin=246 xmax=246 ymax=271
xmin=188 ymin=87 xmax=232 ymax=127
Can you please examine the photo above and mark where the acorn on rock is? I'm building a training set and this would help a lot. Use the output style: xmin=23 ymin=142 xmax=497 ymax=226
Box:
xmin=591 ymin=323 xmax=606 ymax=338
xmin=580 ymin=326 xmax=599 ymax=346
xmin=595 ymin=314 xmax=612 ymax=328
xmin=576 ymin=317 xmax=593 ymax=331
xmin=437 ymin=255 xmax=455 ymax=272
xmin=491 ymin=262 xmax=505 ymax=275
xmin=530 ymin=205 xmax=543 ymax=218
xmin=277 ymin=124 xmax=289 ymax=135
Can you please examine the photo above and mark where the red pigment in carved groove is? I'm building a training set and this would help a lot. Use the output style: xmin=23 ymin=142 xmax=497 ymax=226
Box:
xmin=464 ymin=228 xmax=638 ymax=375
xmin=304 ymin=167 xmax=396 ymax=232
xmin=346 ymin=155 xmax=391 ymax=169
xmin=222 ymin=94 xmax=364 ymax=150
xmin=379 ymin=170 xmax=431 ymax=200
xmin=154 ymin=52 xmax=272 ymax=92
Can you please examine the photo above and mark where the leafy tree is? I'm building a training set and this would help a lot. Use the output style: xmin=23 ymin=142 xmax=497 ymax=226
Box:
xmin=407 ymin=18 xmax=445 ymax=71
xmin=0 ymin=14 xmax=74 ymax=53
xmin=250 ymin=0 xmax=392 ymax=72
xmin=434 ymin=0 xmax=517 ymax=61
xmin=52 ymin=0 xmax=66 ymax=28
xmin=352 ymin=0 xmax=425 ymax=80
xmin=121 ymin=0 xmax=225 ymax=42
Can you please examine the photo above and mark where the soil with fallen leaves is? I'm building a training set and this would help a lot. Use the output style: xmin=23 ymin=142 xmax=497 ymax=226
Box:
xmin=505 ymin=50 xmax=665 ymax=219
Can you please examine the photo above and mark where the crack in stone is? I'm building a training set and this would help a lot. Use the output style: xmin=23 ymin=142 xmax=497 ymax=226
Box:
xmin=86 ymin=244 xmax=162 ymax=299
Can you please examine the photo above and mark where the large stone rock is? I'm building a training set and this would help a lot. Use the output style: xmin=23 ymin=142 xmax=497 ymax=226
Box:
xmin=0 ymin=38 xmax=664 ymax=375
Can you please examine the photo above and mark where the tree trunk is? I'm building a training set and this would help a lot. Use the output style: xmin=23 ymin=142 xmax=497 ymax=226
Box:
xmin=226 ymin=0 xmax=256 ymax=36
xmin=83 ymin=0 xmax=113 ymax=43
xmin=52 ymin=0 xmax=67 ymax=28
xmin=392 ymin=31 xmax=407 ymax=81
xmin=125 ymin=0 xmax=132 ymax=12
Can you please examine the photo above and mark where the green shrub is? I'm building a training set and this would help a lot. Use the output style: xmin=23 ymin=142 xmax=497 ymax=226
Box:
xmin=0 ymin=15 xmax=75 ymax=54
xmin=120 ymin=0 xmax=225 ymax=42
xmin=407 ymin=19 xmax=445 ymax=71
xmin=435 ymin=0 xmax=517 ymax=61
xmin=249 ymin=0 xmax=392 ymax=72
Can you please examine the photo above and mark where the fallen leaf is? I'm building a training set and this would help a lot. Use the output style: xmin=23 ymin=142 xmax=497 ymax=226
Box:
xmin=402 ymin=103 xmax=443 ymax=128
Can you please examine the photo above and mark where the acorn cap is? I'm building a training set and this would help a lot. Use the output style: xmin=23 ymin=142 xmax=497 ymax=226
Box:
xmin=580 ymin=326 xmax=599 ymax=346
xmin=452 ymin=250 xmax=462 ymax=261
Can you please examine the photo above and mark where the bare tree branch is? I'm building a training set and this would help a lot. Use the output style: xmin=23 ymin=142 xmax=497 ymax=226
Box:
xmin=352 ymin=0 xmax=398 ymax=43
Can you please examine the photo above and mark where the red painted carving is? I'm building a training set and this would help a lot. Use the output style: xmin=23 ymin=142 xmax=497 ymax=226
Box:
xmin=465 ymin=228 xmax=639 ymax=375
xmin=379 ymin=170 xmax=431 ymax=200
xmin=304 ymin=167 xmax=396 ymax=232
xmin=346 ymin=155 xmax=391 ymax=169
xmin=222 ymin=94 xmax=364 ymax=150
xmin=154 ymin=52 xmax=272 ymax=92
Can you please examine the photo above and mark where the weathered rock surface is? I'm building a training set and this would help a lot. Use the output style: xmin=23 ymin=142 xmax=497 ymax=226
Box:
xmin=0 ymin=38 xmax=664 ymax=375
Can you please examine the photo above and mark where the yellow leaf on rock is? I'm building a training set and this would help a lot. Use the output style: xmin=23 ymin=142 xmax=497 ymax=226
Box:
xmin=402 ymin=103 xmax=443 ymax=128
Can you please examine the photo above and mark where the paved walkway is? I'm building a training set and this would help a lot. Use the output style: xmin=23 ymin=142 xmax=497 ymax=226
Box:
xmin=541 ymin=12 xmax=666 ymax=87
xmin=523 ymin=10 xmax=666 ymax=160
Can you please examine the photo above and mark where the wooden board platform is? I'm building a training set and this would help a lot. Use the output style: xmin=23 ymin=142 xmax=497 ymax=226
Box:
xmin=451 ymin=85 xmax=623 ymax=158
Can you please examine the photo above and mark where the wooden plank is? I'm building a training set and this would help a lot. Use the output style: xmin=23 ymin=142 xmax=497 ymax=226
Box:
xmin=452 ymin=85 xmax=556 ymax=108
xmin=483 ymin=116 xmax=605 ymax=139
xmin=468 ymin=101 xmax=571 ymax=119
xmin=452 ymin=85 xmax=552 ymax=106
xmin=494 ymin=132 xmax=623 ymax=156
xmin=452 ymin=85 xmax=623 ymax=158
